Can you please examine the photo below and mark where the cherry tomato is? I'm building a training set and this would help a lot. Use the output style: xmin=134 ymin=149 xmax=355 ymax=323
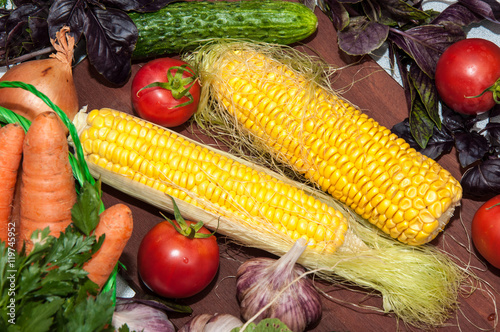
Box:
xmin=137 ymin=213 xmax=219 ymax=299
xmin=131 ymin=58 xmax=201 ymax=127
xmin=435 ymin=38 xmax=500 ymax=115
xmin=471 ymin=195 xmax=500 ymax=269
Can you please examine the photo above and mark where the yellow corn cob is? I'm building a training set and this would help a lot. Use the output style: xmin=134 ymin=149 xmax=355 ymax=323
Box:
xmin=194 ymin=45 xmax=462 ymax=245
xmin=79 ymin=108 xmax=348 ymax=254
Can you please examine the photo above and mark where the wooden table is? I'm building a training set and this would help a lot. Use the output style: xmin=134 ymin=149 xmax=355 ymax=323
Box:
xmin=72 ymin=6 xmax=499 ymax=332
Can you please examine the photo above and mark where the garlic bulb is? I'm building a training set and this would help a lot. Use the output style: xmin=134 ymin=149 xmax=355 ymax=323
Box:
xmin=236 ymin=238 xmax=322 ymax=332
xmin=179 ymin=313 xmax=243 ymax=332
xmin=112 ymin=298 xmax=175 ymax=332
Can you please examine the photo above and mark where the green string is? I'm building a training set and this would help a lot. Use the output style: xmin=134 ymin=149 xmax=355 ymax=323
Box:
xmin=0 ymin=81 xmax=93 ymax=188
xmin=0 ymin=105 xmax=31 ymax=131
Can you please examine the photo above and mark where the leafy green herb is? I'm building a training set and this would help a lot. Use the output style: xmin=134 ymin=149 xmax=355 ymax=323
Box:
xmin=72 ymin=180 xmax=103 ymax=236
xmin=0 ymin=226 xmax=114 ymax=332
xmin=231 ymin=318 xmax=293 ymax=332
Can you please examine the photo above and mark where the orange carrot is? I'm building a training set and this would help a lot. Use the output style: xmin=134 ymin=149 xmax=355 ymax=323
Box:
xmin=18 ymin=111 xmax=76 ymax=252
xmin=83 ymin=203 xmax=133 ymax=289
xmin=0 ymin=123 xmax=25 ymax=246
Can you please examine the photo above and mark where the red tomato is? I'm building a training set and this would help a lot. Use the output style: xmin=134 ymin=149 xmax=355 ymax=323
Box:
xmin=435 ymin=38 xmax=500 ymax=115
xmin=137 ymin=219 xmax=219 ymax=298
xmin=131 ymin=58 xmax=201 ymax=127
xmin=471 ymin=195 xmax=500 ymax=269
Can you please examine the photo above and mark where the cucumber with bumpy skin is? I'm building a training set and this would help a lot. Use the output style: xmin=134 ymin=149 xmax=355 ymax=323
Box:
xmin=129 ymin=0 xmax=318 ymax=59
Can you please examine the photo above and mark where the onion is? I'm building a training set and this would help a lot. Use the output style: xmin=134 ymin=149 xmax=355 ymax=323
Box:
xmin=0 ymin=26 xmax=79 ymax=123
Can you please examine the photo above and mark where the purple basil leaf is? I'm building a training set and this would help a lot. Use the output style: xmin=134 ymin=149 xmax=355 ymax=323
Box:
xmin=6 ymin=4 xmax=42 ymax=37
xmin=419 ymin=127 xmax=455 ymax=159
xmin=322 ymin=0 xmax=350 ymax=30
xmin=362 ymin=0 xmax=382 ymax=22
xmin=484 ymin=107 xmax=500 ymax=146
xmin=454 ymin=131 xmax=490 ymax=168
xmin=28 ymin=15 xmax=50 ymax=50
xmin=4 ymin=4 xmax=45 ymax=56
xmin=0 ymin=16 xmax=7 ymax=53
xmin=490 ymin=105 xmax=500 ymax=118
xmin=406 ymin=67 xmax=435 ymax=148
xmin=14 ymin=0 xmax=52 ymax=6
xmin=409 ymin=62 xmax=440 ymax=128
xmin=392 ymin=118 xmax=412 ymax=140
xmin=457 ymin=0 xmax=500 ymax=23
xmin=376 ymin=0 xmax=432 ymax=23
xmin=388 ymin=22 xmax=465 ymax=78
xmin=486 ymin=122 xmax=500 ymax=147
xmin=392 ymin=118 xmax=454 ymax=159
xmin=99 ymin=0 xmax=175 ymax=12
xmin=337 ymin=0 xmax=362 ymax=4
xmin=14 ymin=0 xmax=43 ymax=6
xmin=432 ymin=3 xmax=483 ymax=26
xmin=47 ymin=0 xmax=86 ymax=41
xmin=461 ymin=158 xmax=500 ymax=200
xmin=338 ymin=16 xmax=389 ymax=55
xmin=409 ymin=94 xmax=435 ymax=148
xmin=83 ymin=6 xmax=137 ymax=85
xmin=441 ymin=105 xmax=468 ymax=133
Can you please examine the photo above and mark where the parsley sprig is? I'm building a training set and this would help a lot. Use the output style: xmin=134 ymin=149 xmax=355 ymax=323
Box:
xmin=0 ymin=227 xmax=114 ymax=332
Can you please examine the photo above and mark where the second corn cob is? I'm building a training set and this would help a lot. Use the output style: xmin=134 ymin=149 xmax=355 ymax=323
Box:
xmin=189 ymin=42 xmax=463 ymax=245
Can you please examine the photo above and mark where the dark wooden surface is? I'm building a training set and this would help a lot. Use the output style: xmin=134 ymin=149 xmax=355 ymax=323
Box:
xmin=72 ymin=7 xmax=499 ymax=332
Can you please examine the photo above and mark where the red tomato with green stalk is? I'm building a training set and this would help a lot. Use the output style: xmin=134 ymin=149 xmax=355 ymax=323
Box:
xmin=471 ymin=195 xmax=500 ymax=269
xmin=131 ymin=58 xmax=200 ymax=127
xmin=435 ymin=38 xmax=500 ymax=115
xmin=137 ymin=197 xmax=219 ymax=298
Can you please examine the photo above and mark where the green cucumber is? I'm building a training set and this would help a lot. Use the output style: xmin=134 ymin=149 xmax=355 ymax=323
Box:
xmin=129 ymin=0 xmax=318 ymax=58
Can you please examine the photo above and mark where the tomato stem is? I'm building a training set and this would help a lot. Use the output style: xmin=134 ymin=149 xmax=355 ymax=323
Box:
xmin=136 ymin=64 xmax=198 ymax=109
xmin=162 ymin=196 xmax=214 ymax=239
xmin=466 ymin=77 xmax=500 ymax=104
xmin=486 ymin=202 xmax=500 ymax=210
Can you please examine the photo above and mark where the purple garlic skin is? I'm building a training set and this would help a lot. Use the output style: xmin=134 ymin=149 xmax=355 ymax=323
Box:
xmin=179 ymin=313 xmax=243 ymax=332
xmin=178 ymin=314 xmax=212 ymax=332
xmin=236 ymin=253 xmax=322 ymax=332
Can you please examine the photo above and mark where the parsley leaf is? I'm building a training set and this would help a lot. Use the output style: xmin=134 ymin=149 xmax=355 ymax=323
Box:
xmin=0 ymin=225 xmax=113 ymax=331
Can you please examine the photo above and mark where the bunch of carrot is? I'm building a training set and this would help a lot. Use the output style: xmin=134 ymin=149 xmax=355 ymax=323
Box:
xmin=0 ymin=111 xmax=133 ymax=289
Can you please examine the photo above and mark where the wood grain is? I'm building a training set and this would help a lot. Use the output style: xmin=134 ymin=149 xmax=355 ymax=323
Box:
xmin=72 ymin=6 xmax=499 ymax=331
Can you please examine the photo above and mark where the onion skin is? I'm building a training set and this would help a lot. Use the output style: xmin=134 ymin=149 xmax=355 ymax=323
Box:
xmin=0 ymin=26 xmax=79 ymax=125
xmin=0 ymin=59 xmax=79 ymax=121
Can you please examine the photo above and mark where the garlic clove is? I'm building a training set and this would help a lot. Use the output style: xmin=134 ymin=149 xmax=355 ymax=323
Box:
xmin=204 ymin=313 xmax=244 ymax=332
xmin=178 ymin=314 xmax=213 ymax=332
xmin=179 ymin=313 xmax=243 ymax=332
